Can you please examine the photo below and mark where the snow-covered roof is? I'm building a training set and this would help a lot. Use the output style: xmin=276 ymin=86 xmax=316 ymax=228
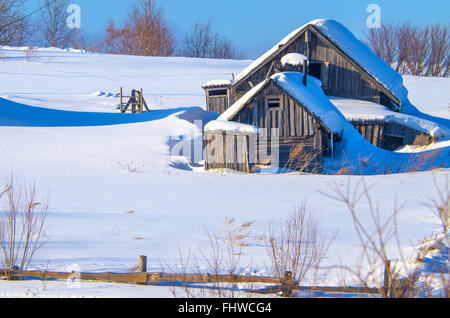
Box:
xmin=234 ymin=19 xmax=408 ymax=105
xmin=215 ymin=72 xmax=346 ymax=135
xmin=330 ymin=98 xmax=450 ymax=139
xmin=202 ymin=79 xmax=232 ymax=89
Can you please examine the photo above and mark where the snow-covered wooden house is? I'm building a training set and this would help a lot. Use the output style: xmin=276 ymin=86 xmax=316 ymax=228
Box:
xmin=202 ymin=19 xmax=445 ymax=173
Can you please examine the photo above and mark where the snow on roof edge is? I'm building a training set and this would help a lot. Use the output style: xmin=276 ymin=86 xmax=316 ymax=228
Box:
xmin=271 ymin=72 xmax=345 ymax=135
xmin=202 ymin=79 xmax=232 ymax=89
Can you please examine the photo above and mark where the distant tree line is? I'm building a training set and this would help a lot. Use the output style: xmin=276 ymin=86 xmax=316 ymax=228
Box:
xmin=0 ymin=0 xmax=31 ymax=46
xmin=0 ymin=0 xmax=243 ymax=59
xmin=365 ymin=22 xmax=449 ymax=77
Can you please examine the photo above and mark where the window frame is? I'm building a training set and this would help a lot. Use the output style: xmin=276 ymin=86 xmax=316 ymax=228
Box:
xmin=265 ymin=95 xmax=283 ymax=111
xmin=208 ymin=88 xmax=229 ymax=97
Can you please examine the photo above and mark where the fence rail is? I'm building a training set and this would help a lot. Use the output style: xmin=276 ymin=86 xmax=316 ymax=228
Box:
xmin=0 ymin=269 xmax=380 ymax=296
xmin=0 ymin=256 xmax=389 ymax=297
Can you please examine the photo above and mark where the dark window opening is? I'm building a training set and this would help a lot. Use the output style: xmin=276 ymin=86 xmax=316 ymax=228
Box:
xmin=380 ymin=92 xmax=400 ymax=111
xmin=266 ymin=96 xmax=281 ymax=109
xmin=208 ymin=89 xmax=228 ymax=97
xmin=309 ymin=62 xmax=322 ymax=80
xmin=382 ymin=135 xmax=404 ymax=151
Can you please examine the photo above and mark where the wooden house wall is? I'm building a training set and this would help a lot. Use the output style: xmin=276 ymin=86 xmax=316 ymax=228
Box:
xmin=206 ymin=95 xmax=228 ymax=114
xmin=350 ymin=121 xmax=385 ymax=148
xmin=205 ymin=88 xmax=230 ymax=114
xmin=230 ymin=81 xmax=326 ymax=172
xmin=350 ymin=121 xmax=433 ymax=150
xmin=232 ymin=27 xmax=393 ymax=109
xmin=232 ymin=82 xmax=321 ymax=138
xmin=203 ymin=132 xmax=251 ymax=173
xmin=232 ymin=32 xmax=307 ymax=102
xmin=308 ymin=32 xmax=383 ymax=103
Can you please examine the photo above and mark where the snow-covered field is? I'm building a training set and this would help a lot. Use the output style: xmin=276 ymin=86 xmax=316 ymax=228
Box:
xmin=0 ymin=47 xmax=448 ymax=298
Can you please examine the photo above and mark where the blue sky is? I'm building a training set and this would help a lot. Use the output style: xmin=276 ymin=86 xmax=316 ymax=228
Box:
xmin=26 ymin=0 xmax=450 ymax=58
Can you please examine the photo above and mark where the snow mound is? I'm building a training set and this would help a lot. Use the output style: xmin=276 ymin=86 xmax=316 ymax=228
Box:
xmin=0 ymin=97 xmax=211 ymax=127
xmin=92 ymin=91 xmax=117 ymax=97
xmin=281 ymin=53 xmax=308 ymax=67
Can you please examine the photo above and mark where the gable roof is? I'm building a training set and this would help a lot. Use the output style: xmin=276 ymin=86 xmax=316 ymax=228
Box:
xmin=214 ymin=72 xmax=346 ymax=136
xmin=233 ymin=19 xmax=408 ymax=106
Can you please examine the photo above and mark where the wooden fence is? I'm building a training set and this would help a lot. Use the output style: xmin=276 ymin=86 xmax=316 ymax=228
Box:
xmin=0 ymin=256 xmax=393 ymax=297
xmin=119 ymin=87 xmax=150 ymax=113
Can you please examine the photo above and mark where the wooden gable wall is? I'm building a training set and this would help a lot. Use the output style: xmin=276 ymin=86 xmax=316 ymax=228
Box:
xmin=228 ymin=80 xmax=327 ymax=172
xmin=231 ymin=81 xmax=324 ymax=139
xmin=232 ymin=26 xmax=399 ymax=109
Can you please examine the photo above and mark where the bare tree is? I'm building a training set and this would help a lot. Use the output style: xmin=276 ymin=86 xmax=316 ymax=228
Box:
xmin=365 ymin=24 xmax=397 ymax=67
xmin=0 ymin=0 xmax=30 ymax=45
xmin=212 ymin=36 xmax=239 ymax=60
xmin=182 ymin=20 xmax=214 ymax=58
xmin=395 ymin=23 xmax=411 ymax=75
xmin=182 ymin=19 xmax=241 ymax=59
xmin=426 ymin=24 xmax=449 ymax=77
xmin=324 ymin=177 xmax=449 ymax=298
xmin=101 ymin=0 xmax=174 ymax=56
xmin=366 ymin=22 xmax=450 ymax=77
xmin=38 ymin=0 xmax=72 ymax=48
xmin=265 ymin=203 xmax=332 ymax=288
xmin=405 ymin=25 xmax=430 ymax=76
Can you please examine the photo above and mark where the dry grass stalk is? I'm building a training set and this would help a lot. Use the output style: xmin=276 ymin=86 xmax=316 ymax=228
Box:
xmin=163 ymin=218 xmax=257 ymax=298
xmin=265 ymin=203 xmax=332 ymax=290
xmin=283 ymin=144 xmax=323 ymax=173
xmin=0 ymin=174 xmax=48 ymax=279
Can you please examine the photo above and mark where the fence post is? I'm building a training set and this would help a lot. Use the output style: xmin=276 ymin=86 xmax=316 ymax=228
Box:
xmin=383 ymin=260 xmax=391 ymax=298
xmin=139 ymin=88 xmax=143 ymax=113
xmin=281 ymin=271 xmax=295 ymax=297
xmin=138 ymin=255 xmax=147 ymax=273
xmin=120 ymin=87 xmax=123 ymax=113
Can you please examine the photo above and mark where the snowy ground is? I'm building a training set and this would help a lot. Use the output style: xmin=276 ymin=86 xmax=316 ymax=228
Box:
xmin=0 ymin=47 xmax=448 ymax=298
